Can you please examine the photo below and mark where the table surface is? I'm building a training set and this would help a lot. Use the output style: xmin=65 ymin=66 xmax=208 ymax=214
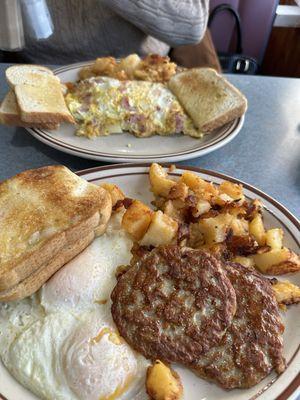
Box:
xmin=0 ymin=63 xmax=299 ymax=218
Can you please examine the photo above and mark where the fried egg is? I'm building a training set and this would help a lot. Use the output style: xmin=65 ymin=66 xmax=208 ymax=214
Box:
xmin=65 ymin=77 xmax=202 ymax=138
xmin=0 ymin=212 xmax=149 ymax=400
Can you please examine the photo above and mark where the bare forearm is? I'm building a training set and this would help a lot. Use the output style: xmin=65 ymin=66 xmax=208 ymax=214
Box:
xmin=103 ymin=0 xmax=209 ymax=46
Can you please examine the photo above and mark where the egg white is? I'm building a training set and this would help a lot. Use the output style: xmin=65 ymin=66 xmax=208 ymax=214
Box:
xmin=0 ymin=212 xmax=149 ymax=400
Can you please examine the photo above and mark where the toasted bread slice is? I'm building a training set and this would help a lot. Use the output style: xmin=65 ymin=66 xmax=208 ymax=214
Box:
xmin=0 ymin=231 xmax=94 ymax=302
xmin=0 ymin=232 xmax=95 ymax=301
xmin=15 ymin=80 xmax=74 ymax=124
xmin=5 ymin=64 xmax=54 ymax=88
xmin=0 ymin=166 xmax=112 ymax=293
xmin=168 ymin=68 xmax=247 ymax=131
xmin=0 ymin=90 xmax=59 ymax=130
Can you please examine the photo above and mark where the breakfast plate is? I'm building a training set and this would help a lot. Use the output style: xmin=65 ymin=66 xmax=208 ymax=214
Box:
xmin=0 ymin=163 xmax=299 ymax=400
xmin=25 ymin=61 xmax=245 ymax=163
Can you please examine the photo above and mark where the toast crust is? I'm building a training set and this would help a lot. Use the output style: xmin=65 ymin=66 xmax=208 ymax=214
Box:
xmin=0 ymin=91 xmax=59 ymax=129
xmin=0 ymin=231 xmax=94 ymax=302
xmin=0 ymin=212 xmax=100 ymax=291
xmin=5 ymin=65 xmax=54 ymax=89
xmin=202 ymin=102 xmax=247 ymax=132
xmin=0 ymin=112 xmax=59 ymax=130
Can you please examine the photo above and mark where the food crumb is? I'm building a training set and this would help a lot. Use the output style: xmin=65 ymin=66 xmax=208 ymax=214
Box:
xmin=127 ymin=143 xmax=132 ymax=148
xmin=168 ymin=164 xmax=176 ymax=172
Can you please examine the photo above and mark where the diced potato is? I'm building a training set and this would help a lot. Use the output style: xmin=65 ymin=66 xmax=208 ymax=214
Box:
xmin=249 ymin=214 xmax=266 ymax=246
xmin=146 ymin=360 xmax=183 ymax=400
xmin=232 ymin=256 xmax=255 ymax=269
xmin=191 ymin=199 xmax=211 ymax=218
xmin=272 ymin=280 xmax=300 ymax=305
xmin=168 ymin=182 xmax=189 ymax=200
xmin=140 ymin=211 xmax=178 ymax=246
xmin=246 ymin=199 xmax=263 ymax=219
xmin=188 ymin=223 xmax=205 ymax=248
xmin=122 ymin=200 xmax=153 ymax=241
xmin=149 ymin=163 xmax=176 ymax=197
xmin=117 ymin=54 xmax=141 ymax=79
xmin=180 ymin=171 xmax=218 ymax=200
xmin=163 ymin=200 xmax=185 ymax=222
xmin=265 ymin=228 xmax=283 ymax=250
xmin=101 ymin=183 xmax=125 ymax=207
xmin=213 ymin=193 xmax=234 ymax=207
xmin=223 ymin=202 xmax=247 ymax=218
xmin=198 ymin=213 xmax=233 ymax=245
xmin=252 ymin=247 xmax=300 ymax=275
xmin=219 ymin=181 xmax=245 ymax=202
xmin=230 ymin=217 xmax=249 ymax=236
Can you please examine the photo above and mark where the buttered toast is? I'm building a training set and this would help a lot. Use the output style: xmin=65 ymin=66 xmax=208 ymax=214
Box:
xmin=0 ymin=166 xmax=112 ymax=299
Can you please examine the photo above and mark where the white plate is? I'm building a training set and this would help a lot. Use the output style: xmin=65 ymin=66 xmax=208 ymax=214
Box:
xmin=25 ymin=61 xmax=245 ymax=163
xmin=0 ymin=164 xmax=299 ymax=400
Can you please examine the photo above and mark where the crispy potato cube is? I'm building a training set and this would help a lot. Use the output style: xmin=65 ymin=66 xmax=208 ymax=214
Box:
xmin=117 ymin=54 xmax=141 ymax=79
xmin=149 ymin=163 xmax=176 ymax=197
xmin=230 ymin=217 xmax=249 ymax=236
xmin=265 ymin=228 xmax=283 ymax=250
xmin=140 ymin=211 xmax=178 ymax=246
xmin=233 ymin=256 xmax=255 ymax=269
xmin=180 ymin=171 xmax=217 ymax=200
xmin=188 ymin=223 xmax=205 ymax=248
xmin=249 ymin=214 xmax=266 ymax=246
xmin=246 ymin=199 xmax=263 ymax=219
xmin=219 ymin=181 xmax=245 ymax=202
xmin=101 ymin=183 xmax=125 ymax=207
xmin=93 ymin=56 xmax=117 ymax=75
xmin=213 ymin=193 xmax=235 ymax=206
xmin=252 ymin=247 xmax=300 ymax=275
xmin=122 ymin=200 xmax=153 ymax=241
xmin=146 ymin=360 xmax=183 ymax=400
xmin=198 ymin=213 xmax=233 ymax=245
xmin=272 ymin=280 xmax=300 ymax=305
xmin=168 ymin=182 xmax=189 ymax=200
xmin=192 ymin=199 xmax=211 ymax=218
xmin=163 ymin=200 xmax=185 ymax=222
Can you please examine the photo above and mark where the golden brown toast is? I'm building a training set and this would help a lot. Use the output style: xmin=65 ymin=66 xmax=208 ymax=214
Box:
xmin=0 ymin=166 xmax=112 ymax=293
xmin=15 ymin=80 xmax=74 ymax=125
xmin=168 ymin=68 xmax=247 ymax=131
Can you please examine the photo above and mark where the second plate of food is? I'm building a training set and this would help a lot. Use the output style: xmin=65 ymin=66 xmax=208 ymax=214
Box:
xmin=0 ymin=163 xmax=299 ymax=400
xmin=26 ymin=60 xmax=245 ymax=162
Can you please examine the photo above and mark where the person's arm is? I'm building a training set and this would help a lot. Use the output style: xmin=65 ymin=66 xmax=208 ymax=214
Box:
xmin=103 ymin=0 xmax=209 ymax=46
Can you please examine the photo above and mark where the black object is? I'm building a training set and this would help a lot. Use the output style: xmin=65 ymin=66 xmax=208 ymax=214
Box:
xmin=209 ymin=3 xmax=259 ymax=74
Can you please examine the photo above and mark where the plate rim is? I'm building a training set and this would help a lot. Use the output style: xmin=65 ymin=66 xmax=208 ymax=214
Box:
xmin=0 ymin=164 xmax=299 ymax=400
xmin=25 ymin=62 xmax=245 ymax=163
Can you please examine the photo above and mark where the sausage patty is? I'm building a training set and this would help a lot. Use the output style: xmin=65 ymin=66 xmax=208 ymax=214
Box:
xmin=111 ymin=245 xmax=237 ymax=364
xmin=193 ymin=262 xmax=286 ymax=389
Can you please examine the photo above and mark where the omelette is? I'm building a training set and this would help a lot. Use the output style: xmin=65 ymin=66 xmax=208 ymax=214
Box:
xmin=65 ymin=77 xmax=202 ymax=138
xmin=0 ymin=212 xmax=149 ymax=400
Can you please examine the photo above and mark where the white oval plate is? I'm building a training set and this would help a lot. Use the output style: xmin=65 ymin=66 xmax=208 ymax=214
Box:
xmin=25 ymin=61 xmax=245 ymax=163
xmin=0 ymin=164 xmax=299 ymax=400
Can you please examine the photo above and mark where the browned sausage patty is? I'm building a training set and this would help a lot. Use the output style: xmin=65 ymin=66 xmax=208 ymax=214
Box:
xmin=111 ymin=245 xmax=237 ymax=364
xmin=193 ymin=262 xmax=286 ymax=389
